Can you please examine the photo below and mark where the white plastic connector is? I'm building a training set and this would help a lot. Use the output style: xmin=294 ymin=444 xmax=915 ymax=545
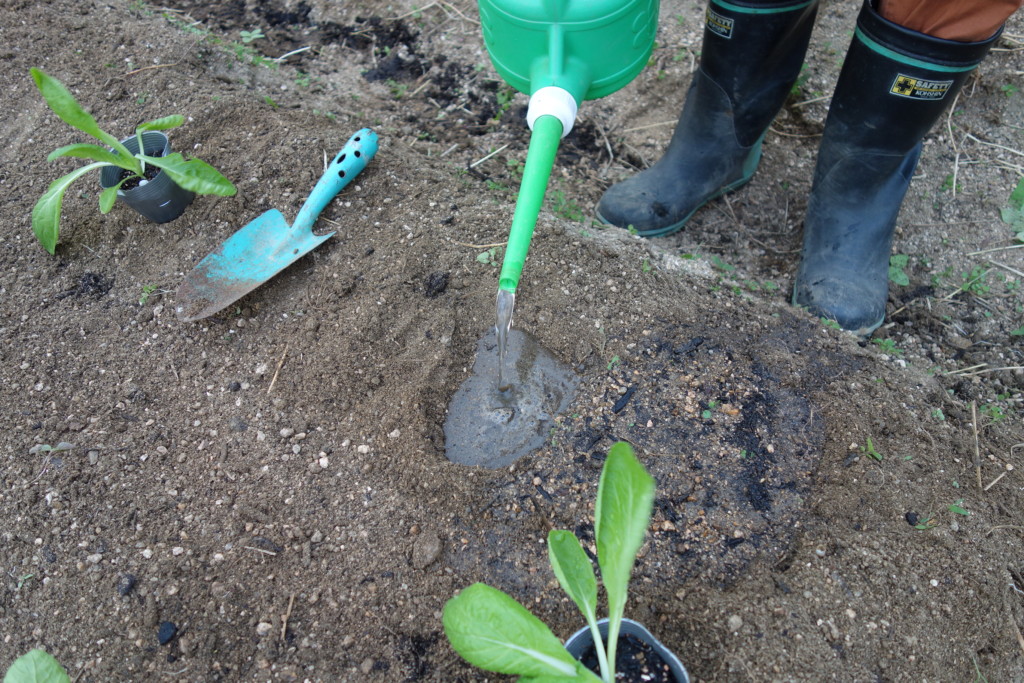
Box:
xmin=526 ymin=86 xmax=578 ymax=138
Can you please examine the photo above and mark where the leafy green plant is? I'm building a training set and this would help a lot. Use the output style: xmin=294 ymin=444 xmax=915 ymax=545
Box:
xmin=871 ymin=338 xmax=903 ymax=357
xmin=1000 ymin=177 xmax=1024 ymax=238
xmin=888 ymin=254 xmax=910 ymax=286
xmin=948 ymin=499 xmax=970 ymax=516
xmin=860 ymin=437 xmax=883 ymax=462
xmin=28 ymin=442 xmax=73 ymax=456
xmin=476 ymin=246 xmax=499 ymax=267
xmin=3 ymin=649 xmax=69 ymax=683
xmin=551 ymin=189 xmax=584 ymax=222
xmin=139 ymin=284 xmax=159 ymax=305
xmin=30 ymin=68 xmax=236 ymax=254
xmin=443 ymin=442 xmax=656 ymax=682
xmin=239 ymin=28 xmax=265 ymax=44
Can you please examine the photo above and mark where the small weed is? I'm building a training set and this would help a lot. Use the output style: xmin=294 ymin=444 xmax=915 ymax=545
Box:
xmin=139 ymin=283 xmax=159 ymax=305
xmin=940 ymin=174 xmax=962 ymax=193
xmin=820 ymin=317 xmax=842 ymax=330
xmin=888 ymin=254 xmax=910 ymax=286
xmin=491 ymin=86 xmax=517 ymax=122
xmin=980 ymin=402 xmax=1007 ymax=423
xmin=701 ymin=400 xmax=718 ymax=420
xmin=1000 ymin=177 xmax=1024 ymax=234
xmin=294 ymin=71 xmax=313 ymax=88
xmin=871 ymin=338 xmax=903 ymax=357
xmin=947 ymin=499 xmax=970 ymax=516
xmin=641 ymin=259 xmax=652 ymax=274
xmin=17 ymin=573 xmax=35 ymax=589
xmin=551 ymin=189 xmax=584 ymax=222
xmin=789 ymin=63 xmax=811 ymax=98
xmin=505 ymin=158 xmax=524 ymax=182
xmin=135 ymin=92 xmax=149 ymax=105
xmin=29 ymin=442 xmax=73 ymax=456
xmin=1000 ymin=83 xmax=1019 ymax=97
xmin=263 ymin=95 xmax=279 ymax=108
xmin=385 ymin=78 xmax=409 ymax=99
xmin=607 ymin=355 xmax=621 ymax=371
xmin=959 ymin=266 xmax=991 ymax=296
xmin=1011 ymin=325 xmax=1024 ymax=336
xmin=239 ymin=28 xmax=265 ymax=44
xmin=709 ymin=255 xmax=735 ymax=272
xmin=485 ymin=179 xmax=508 ymax=192
xmin=475 ymin=247 xmax=499 ymax=267
xmin=913 ymin=516 xmax=937 ymax=531
xmin=626 ymin=224 xmax=639 ymax=236
xmin=860 ymin=437 xmax=883 ymax=461
xmin=931 ymin=408 xmax=945 ymax=421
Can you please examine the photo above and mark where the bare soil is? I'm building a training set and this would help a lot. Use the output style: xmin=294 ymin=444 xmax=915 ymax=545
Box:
xmin=1 ymin=1 xmax=1023 ymax=681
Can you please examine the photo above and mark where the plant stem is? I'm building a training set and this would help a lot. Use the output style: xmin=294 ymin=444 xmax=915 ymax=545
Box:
xmin=586 ymin=618 xmax=611 ymax=683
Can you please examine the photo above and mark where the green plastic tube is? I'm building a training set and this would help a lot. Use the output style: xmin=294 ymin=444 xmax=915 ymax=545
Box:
xmin=498 ymin=114 xmax=564 ymax=293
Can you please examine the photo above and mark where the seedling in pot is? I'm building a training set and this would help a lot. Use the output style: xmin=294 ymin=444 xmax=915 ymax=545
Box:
xmin=30 ymin=68 xmax=236 ymax=254
xmin=443 ymin=441 xmax=663 ymax=682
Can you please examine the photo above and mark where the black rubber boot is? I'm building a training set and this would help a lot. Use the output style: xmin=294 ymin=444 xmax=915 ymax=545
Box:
xmin=793 ymin=1 xmax=1001 ymax=335
xmin=597 ymin=0 xmax=819 ymax=237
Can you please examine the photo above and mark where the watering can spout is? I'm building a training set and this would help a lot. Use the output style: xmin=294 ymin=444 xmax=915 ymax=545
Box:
xmin=498 ymin=114 xmax=564 ymax=294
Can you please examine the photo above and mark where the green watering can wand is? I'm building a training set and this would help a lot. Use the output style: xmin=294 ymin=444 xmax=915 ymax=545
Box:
xmin=498 ymin=113 xmax=564 ymax=294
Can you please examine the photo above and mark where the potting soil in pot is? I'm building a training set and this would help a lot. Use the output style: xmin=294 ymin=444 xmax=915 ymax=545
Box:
xmin=576 ymin=633 xmax=677 ymax=683
xmin=444 ymin=327 xmax=577 ymax=468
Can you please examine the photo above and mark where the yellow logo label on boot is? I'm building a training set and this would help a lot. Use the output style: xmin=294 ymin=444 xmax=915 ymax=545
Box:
xmin=889 ymin=75 xmax=953 ymax=101
xmin=706 ymin=7 xmax=734 ymax=39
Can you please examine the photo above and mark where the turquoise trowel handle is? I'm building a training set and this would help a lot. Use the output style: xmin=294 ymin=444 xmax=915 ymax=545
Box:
xmin=293 ymin=128 xmax=379 ymax=232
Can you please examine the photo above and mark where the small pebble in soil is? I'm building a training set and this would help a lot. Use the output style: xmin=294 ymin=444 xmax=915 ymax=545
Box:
xmin=157 ymin=621 xmax=177 ymax=645
xmin=411 ymin=531 xmax=442 ymax=569
xmin=117 ymin=573 xmax=136 ymax=596
xmin=256 ymin=622 xmax=273 ymax=636
xmin=728 ymin=615 xmax=743 ymax=632
xmin=905 ymin=512 xmax=919 ymax=526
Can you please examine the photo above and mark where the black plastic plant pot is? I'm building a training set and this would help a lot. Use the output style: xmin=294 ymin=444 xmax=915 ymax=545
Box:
xmin=564 ymin=618 xmax=690 ymax=683
xmin=99 ymin=131 xmax=194 ymax=223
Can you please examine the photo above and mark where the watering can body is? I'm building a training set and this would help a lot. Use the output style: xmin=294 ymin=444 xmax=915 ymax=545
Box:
xmin=479 ymin=0 xmax=659 ymax=104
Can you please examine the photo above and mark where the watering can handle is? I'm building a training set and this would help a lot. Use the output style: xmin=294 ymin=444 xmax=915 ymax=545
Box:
xmin=293 ymin=128 xmax=379 ymax=233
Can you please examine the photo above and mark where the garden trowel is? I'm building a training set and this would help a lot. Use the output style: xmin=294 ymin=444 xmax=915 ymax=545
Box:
xmin=175 ymin=128 xmax=378 ymax=321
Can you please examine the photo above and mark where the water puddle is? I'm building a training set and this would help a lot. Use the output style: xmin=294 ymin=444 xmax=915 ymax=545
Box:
xmin=444 ymin=328 xmax=578 ymax=469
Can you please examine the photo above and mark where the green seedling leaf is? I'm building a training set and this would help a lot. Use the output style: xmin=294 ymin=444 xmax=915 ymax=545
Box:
xmin=30 ymin=68 xmax=128 ymax=156
xmin=139 ymin=153 xmax=236 ymax=196
xmin=442 ymin=583 xmax=591 ymax=680
xmin=548 ymin=530 xmax=609 ymax=681
xmin=136 ymin=115 xmax=184 ymax=132
xmin=948 ymin=501 xmax=970 ymax=516
xmin=47 ymin=143 xmax=133 ymax=170
xmin=594 ymin=441 xmax=655 ymax=675
xmin=888 ymin=254 xmax=910 ymax=286
xmin=32 ymin=163 xmax=108 ymax=254
xmin=99 ymin=180 xmax=127 ymax=214
xmin=548 ymin=531 xmax=598 ymax=623
xmin=1011 ymin=325 xmax=1024 ymax=336
xmin=3 ymin=648 xmax=70 ymax=683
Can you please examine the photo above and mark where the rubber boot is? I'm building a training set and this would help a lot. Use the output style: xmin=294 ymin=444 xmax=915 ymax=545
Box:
xmin=597 ymin=0 xmax=819 ymax=237
xmin=793 ymin=0 xmax=1001 ymax=335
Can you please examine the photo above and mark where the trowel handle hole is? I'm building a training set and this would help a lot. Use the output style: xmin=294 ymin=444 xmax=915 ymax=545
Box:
xmin=338 ymin=170 xmax=346 ymax=178
xmin=337 ymin=153 xmax=346 ymax=163
xmin=354 ymin=150 xmax=361 ymax=157
xmin=354 ymin=136 xmax=361 ymax=142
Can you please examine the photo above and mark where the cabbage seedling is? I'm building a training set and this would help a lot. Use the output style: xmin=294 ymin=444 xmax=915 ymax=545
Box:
xmin=29 ymin=68 xmax=236 ymax=254
xmin=443 ymin=441 xmax=656 ymax=681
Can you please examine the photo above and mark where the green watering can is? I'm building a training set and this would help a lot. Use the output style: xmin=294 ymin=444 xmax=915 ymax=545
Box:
xmin=479 ymin=0 xmax=659 ymax=294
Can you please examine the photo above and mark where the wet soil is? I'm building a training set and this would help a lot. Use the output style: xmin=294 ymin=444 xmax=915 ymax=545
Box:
xmin=1 ymin=1 xmax=1023 ymax=681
